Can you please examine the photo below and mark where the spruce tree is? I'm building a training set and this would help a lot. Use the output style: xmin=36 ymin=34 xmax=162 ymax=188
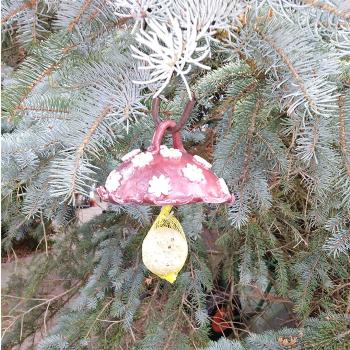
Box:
xmin=1 ymin=0 xmax=350 ymax=349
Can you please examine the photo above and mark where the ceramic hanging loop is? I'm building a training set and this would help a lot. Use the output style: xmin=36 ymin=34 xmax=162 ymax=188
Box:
xmin=151 ymin=94 xmax=196 ymax=133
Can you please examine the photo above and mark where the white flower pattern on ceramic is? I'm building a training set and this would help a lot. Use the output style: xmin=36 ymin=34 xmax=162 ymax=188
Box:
xmin=105 ymin=170 xmax=122 ymax=192
xmin=121 ymin=166 xmax=133 ymax=180
xmin=160 ymin=145 xmax=182 ymax=159
xmin=182 ymin=163 xmax=205 ymax=183
xmin=121 ymin=148 xmax=141 ymax=162
xmin=219 ymin=178 xmax=229 ymax=195
xmin=148 ymin=175 xmax=171 ymax=197
xmin=131 ymin=151 xmax=153 ymax=167
xmin=193 ymin=155 xmax=212 ymax=169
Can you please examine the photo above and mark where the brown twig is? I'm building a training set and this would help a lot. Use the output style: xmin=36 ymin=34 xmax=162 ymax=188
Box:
xmin=67 ymin=0 xmax=94 ymax=33
xmin=1 ymin=0 xmax=35 ymax=24
xmin=40 ymin=210 xmax=48 ymax=257
xmin=302 ymin=0 xmax=350 ymax=20
xmin=171 ymin=95 xmax=196 ymax=132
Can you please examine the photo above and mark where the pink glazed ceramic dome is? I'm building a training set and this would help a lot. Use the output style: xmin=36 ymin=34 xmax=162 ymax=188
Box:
xmin=97 ymin=120 xmax=234 ymax=205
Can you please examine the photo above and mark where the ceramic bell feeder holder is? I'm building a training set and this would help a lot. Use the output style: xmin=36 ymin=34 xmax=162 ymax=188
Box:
xmin=97 ymin=97 xmax=234 ymax=283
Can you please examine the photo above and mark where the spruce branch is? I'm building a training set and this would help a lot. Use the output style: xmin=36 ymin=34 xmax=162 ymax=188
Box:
xmin=69 ymin=105 xmax=111 ymax=201
xmin=240 ymin=95 xmax=262 ymax=185
xmin=3 ymin=35 xmax=73 ymax=122
xmin=302 ymin=0 xmax=350 ymax=21
xmin=323 ymin=229 xmax=350 ymax=258
xmin=17 ymin=105 xmax=69 ymax=114
xmin=8 ymin=58 xmax=61 ymax=119
xmin=338 ymin=94 xmax=350 ymax=179
xmin=256 ymin=30 xmax=317 ymax=114
xmin=67 ymin=0 xmax=93 ymax=32
xmin=1 ymin=0 xmax=35 ymax=24
xmin=163 ymin=301 xmax=183 ymax=350
xmin=85 ymin=298 xmax=114 ymax=338
xmin=225 ymin=80 xmax=259 ymax=128
xmin=86 ymin=0 xmax=109 ymax=23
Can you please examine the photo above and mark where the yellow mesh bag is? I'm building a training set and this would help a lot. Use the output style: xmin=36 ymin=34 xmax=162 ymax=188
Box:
xmin=142 ymin=205 xmax=188 ymax=283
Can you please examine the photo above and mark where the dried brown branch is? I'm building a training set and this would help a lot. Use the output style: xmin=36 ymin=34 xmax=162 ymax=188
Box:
xmin=2 ymin=282 xmax=82 ymax=339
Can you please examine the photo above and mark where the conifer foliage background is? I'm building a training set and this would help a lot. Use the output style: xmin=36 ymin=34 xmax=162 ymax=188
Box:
xmin=1 ymin=0 xmax=350 ymax=349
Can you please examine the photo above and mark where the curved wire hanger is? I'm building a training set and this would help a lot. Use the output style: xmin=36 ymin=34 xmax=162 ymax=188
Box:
xmin=151 ymin=94 xmax=196 ymax=133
